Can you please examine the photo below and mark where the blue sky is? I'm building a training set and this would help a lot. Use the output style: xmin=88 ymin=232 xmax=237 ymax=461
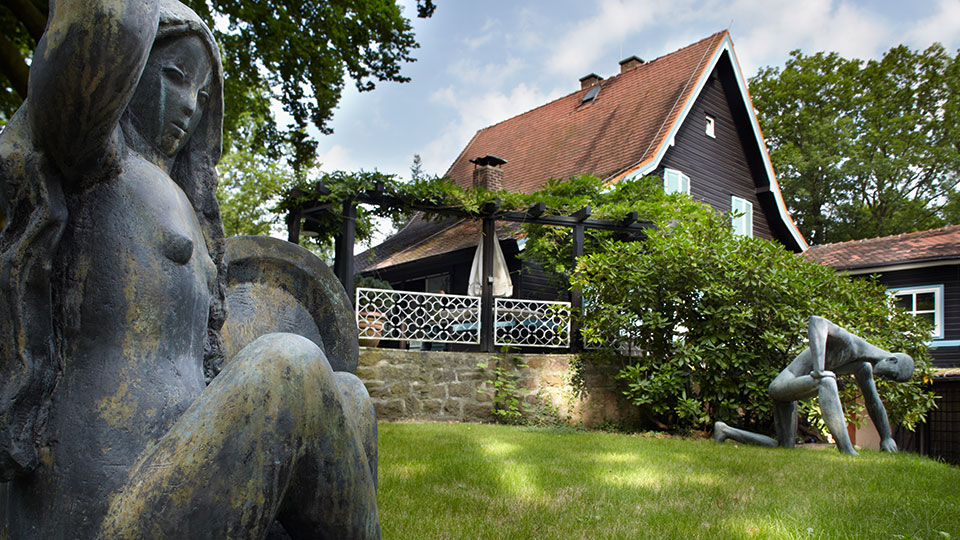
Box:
xmin=310 ymin=0 xmax=960 ymax=183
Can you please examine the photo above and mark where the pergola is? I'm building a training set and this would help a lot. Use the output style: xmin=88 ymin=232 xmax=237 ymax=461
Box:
xmin=286 ymin=181 xmax=654 ymax=352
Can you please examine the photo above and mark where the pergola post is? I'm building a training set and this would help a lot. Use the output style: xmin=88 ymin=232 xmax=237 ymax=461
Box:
xmin=334 ymin=197 xmax=357 ymax=305
xmin=480 ymin=216 xmax=496 ymax=352
xmin=569 ymin=206 xmax=590 ymax=352
xmin=286 ymin=209 xmax=301 ymax=244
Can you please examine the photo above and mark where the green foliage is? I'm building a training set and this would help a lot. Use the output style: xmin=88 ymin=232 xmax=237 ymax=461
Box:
xmin=1 ymin=0 xmax=435 ymax=172
xmin=354 ymin=274 xmax=392 ymax=290
xmin=183 ymin=0 xmax=434 ymax=169
xmin=477 ymin=352 xmax=561 ymax=427
xmin=568 ymin=197 xmax=935 ymax=433
xmin=216 ymin=144 xmax=305 ymax=237
xmin=750 ymin=44 xmax=960 ymax=244
xmin=519 ymin=174 xmax=712 ymax=292
xmin=282 ymin=168 xmax=532 ymax=248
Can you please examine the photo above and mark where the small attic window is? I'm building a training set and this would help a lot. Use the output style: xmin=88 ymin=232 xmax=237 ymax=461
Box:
xmin=705 ymin=115 xmax=716 ymax=138
xmin=582 ymin=86 xmax=600 ymax=103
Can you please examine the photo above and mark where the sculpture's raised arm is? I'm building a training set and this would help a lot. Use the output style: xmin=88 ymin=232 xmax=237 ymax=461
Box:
xmin=807 ymin=316 xmax=833 ymax=379
xmin=28 ymin=0 xmax=159 ymax=179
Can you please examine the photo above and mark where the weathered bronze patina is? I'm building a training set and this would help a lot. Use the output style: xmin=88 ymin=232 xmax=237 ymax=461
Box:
xmin=713 ymin=316 xmax=914 ymax=455
xmin=0 ymin=1 xmax=379 ymax=537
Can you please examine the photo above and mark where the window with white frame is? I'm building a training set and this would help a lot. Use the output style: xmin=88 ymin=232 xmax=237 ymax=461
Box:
xmin=730 ymin=196 xmax=753 ymax=237
xmin=890 ymin=285 xmax=943 ymax=339
xmin=663 ymin=168 xmax=690 ymax=195
xmin=705 ymin=115 xmax=716 ymax=138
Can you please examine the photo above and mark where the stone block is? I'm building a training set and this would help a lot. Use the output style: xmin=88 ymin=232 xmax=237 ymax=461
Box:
xmin=388 ymin=382 xmax=411 ymax=398
xmin=419 ymin=399 xmax=443 ymax=416
xmin=426 ymin=384 xmax=447 ymax=399
xmin=462 ymin=401 xmax=494 ymax=421
xmin=441 ymin=399 xmax=464 ymax=418
xmin=447 ymin=381 xmax=477 ymax=398
xmin=366 ymin=383 xmax=392 ymax=400
xmin=374 ymin=398 xmax=406 ymax=420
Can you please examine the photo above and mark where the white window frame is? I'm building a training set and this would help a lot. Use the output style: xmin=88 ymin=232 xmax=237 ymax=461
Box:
xmin=705 ymin=115 xmax=716 ymax=138
xmin=730 ymin=196 xmax=753 ymax=237
xmin=889 ymin=285 xmax=944 ymax=339
xmin=663 ymin=168 xmax=690 ymax=195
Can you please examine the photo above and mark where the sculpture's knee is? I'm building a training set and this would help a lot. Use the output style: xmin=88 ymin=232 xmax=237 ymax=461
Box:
xmin=224 ymin=333 xmax=337 ymax=428
xmin=335 ymin=372 xmax=378 ymax=486
xmin=817 ymin=375 xmax=839 ymax=395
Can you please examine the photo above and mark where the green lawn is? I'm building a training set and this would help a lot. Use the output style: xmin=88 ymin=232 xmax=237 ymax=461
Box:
xmin=377 ymin=422 xmax=959 ymax=540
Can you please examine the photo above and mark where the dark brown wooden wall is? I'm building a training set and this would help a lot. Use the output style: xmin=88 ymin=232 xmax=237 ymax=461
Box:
xmin=658 ymin=64 xmax=775 ymax=241
xmin=866 ymin=264 xmax=960 ymax=368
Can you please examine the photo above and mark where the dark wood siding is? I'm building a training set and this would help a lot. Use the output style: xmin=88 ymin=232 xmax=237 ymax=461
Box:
xmin=864 ymin=264 xmax=960 ymax=368
xmin=658 ymin=65 xmax=775 ymax=241
xmin=895 ymin=377 xmax=960 ymax=464
xmin=517 ymin=259 xmax=565 ymax=301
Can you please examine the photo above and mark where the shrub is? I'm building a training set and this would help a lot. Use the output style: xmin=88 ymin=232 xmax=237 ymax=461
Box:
xmin=570 ymin=206 xmax=935 ymax=433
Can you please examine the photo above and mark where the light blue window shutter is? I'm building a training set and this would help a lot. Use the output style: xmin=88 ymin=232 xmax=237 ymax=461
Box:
xmin=664 ymin=169 xmax=680 ymax=194
xmin=664 ymin=169 xmax=689 ymax=195
xmin=731 ymin=196 xmax=753 ymax=237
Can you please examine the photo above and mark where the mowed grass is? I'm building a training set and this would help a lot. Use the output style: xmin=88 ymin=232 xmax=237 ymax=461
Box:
xmin=377 ymin=422 xmax=959 ymax=540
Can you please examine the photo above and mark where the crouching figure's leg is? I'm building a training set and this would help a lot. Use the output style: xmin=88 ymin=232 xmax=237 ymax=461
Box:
xmin=712 ymin=421 xmax=779 ymax=447
xmin=98 ymin=333 xmax=380 ymax=540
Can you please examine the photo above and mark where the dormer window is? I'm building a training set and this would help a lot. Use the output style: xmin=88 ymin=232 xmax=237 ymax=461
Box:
xmin=705 ymin=115 xmax=716 ymax=138
xmin=582 ymin=85 xmax=600 ymax=103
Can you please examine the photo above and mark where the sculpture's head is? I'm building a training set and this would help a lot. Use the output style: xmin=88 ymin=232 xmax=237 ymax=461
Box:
xmin=125 ymin=0 xmax=223 ymax=170
xmin=875 ymin=352 xmax=915 ymax=383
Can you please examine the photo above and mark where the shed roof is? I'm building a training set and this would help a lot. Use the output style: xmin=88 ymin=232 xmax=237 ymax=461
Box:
xmin=803 ymin=225 xmax=960 ymax=272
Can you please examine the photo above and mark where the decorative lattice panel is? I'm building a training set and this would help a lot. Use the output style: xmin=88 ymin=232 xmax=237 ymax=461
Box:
xmin=355 ymin=288 xmax=481 ymax=344
xmin=494 ymin=298 xmax=571 ymax=348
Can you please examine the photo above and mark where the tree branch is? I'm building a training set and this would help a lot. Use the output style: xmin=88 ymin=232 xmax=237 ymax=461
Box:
xmin=1 ymin=0 xmax=47 ymax=42
xmin=0 ymin=33 xmax=28 ymax=99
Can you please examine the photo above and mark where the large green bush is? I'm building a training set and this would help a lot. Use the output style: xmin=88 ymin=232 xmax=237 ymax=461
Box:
xmin=570 ymin=208 xmax=935 ymax=433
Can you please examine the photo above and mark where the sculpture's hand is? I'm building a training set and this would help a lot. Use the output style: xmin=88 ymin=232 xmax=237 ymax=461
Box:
xmin=881 ymin=438 xmax=898 ymax=453
xmin=810 ymin=370 xmax=836 ymax=380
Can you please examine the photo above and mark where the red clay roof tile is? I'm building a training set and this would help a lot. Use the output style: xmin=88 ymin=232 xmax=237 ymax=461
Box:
xmin=803 ymin=225 xmax=960 ymax=271
xmin=445 ymin=31 xmax=727 ymax=193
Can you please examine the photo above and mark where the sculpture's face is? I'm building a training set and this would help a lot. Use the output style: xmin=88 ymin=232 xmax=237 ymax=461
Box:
xmin=127 ymin=34 xmax=212 ymax=158
xmin=875 ymin=353 xmax=915 ymax=382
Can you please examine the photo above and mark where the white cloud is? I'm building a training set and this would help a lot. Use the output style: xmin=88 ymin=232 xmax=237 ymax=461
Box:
xmin=316 ymin=144 xmax=357 ymax=173
xmin=447 ymin=57 xmax=526 ymax=88
xmin=737 ymin=0 xmax=889 ymax=71
xmin=546 ymin=0 xmax=675 ymax=78
xmin=903 ymin=0 xmax=960 ymax=50
xmin=420 ymin=83 xmax=564 ymax=174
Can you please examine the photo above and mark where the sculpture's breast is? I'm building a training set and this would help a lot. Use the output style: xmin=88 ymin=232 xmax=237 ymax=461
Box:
xmin=50 ymin=156 xmax=214 ymax=450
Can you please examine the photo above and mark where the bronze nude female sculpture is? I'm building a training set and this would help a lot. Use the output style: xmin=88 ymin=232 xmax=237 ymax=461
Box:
xmin=0 ymin=1 xmax=379 ymax=537
xmin=713 ymin=316 xmax=914 ymax=455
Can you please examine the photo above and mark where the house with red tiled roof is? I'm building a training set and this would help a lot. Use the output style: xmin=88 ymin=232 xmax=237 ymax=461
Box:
xmin=357 ymin=31 xmax=807 ymax=299
xmin=804 ymin=225 xmax=960 ymax=368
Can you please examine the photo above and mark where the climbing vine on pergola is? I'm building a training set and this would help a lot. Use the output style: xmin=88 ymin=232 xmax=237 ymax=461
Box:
xmin=282 ymin=172 xmax=658 ymax=351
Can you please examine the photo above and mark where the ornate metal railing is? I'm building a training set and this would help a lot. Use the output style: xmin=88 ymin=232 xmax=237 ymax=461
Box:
xmin=493 ymin=298 xmax=571 ymax=348
xmin=355 ymin=288 xmax=481 ymax=345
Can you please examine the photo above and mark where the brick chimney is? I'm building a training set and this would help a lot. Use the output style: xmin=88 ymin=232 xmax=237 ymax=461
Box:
xmin=619 ymin=55 xmax=644 ymax=73
xmin=470 ymin=155 xmax=507 ymax=191
xmin=579 ymin=73 xmax=603 ymax=89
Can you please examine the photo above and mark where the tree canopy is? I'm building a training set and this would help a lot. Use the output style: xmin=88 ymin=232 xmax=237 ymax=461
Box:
xmin=0 ymin=0 xmax=435 ymax=169
xmin=750 ymin=44 xmax=960 ymax=244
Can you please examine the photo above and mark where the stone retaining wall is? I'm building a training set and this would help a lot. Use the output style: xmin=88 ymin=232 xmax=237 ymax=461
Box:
xmin=356 ymin=349 xmax=638 ymax=427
